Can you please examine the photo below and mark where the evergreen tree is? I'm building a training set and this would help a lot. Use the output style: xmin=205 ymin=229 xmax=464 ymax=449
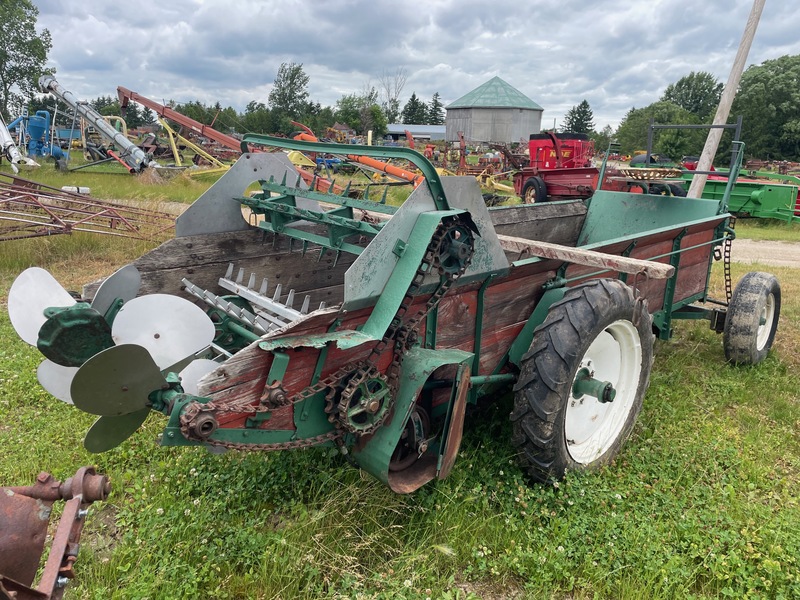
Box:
xmin=427 ymin=92 xmax=445 ymax=125
xmin=563 ymin=99 xmax=594 ymax=134
xmin=400 ymin=93 xmax=427 ymax=124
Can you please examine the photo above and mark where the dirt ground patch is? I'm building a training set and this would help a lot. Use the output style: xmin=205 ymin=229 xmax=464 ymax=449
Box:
xmin=731 ymin=238 xmax=800 ymax=268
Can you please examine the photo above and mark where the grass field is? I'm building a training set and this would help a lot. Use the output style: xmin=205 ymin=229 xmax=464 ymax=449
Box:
xmin=0 ymin=165 xmax=798 ymax=599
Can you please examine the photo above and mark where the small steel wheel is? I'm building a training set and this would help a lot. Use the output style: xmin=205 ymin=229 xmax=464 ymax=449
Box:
xmin=564 ymin=319 xmax=643 ymax=465
xmin=723 ymin=271 xmax=781 ymax=365
xmin=511 ymin=279 xmax=653 ymax=482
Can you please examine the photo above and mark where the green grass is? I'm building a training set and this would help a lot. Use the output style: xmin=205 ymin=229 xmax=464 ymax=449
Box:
xmin=1 ymin=152 xmax=221 ymax=204
xmin=0 ymin=175 xmax=799 ymax=598
xmin=734 ymin=218 xmax=800 ymax=242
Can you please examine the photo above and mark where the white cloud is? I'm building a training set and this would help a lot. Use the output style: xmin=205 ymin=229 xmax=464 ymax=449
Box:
xmin=33 ymin=0 xmax=800 ymax=130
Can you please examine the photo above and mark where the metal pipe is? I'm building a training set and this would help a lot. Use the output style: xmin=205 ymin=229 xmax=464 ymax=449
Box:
xmin=39 ymin=76 xmax=157 ymax=172
xmin=0 ymin=113 xmax=39 ymax=174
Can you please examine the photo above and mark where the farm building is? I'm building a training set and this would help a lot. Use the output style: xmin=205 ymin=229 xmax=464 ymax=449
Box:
xmin=445 ymin=76 xmax=543 ymax=144
xmin=385 ymin=123 xmax=446 ymax=142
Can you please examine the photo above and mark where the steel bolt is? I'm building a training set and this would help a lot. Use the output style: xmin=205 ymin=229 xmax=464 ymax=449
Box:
xmin=56 ymin=576 xmax=70 ymax=588
xmin=78 ymin=508 xmax=89 ymax=519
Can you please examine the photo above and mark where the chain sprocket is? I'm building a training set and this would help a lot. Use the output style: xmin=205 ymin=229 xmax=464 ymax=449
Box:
xmin=336 ymin=367 xmax=392 ymax=435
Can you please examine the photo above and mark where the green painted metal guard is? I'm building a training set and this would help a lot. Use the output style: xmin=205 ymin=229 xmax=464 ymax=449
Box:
xmin=241 ymin=133 xmax=450 ymax=211
xmin=352 ymin=346 xmax=473 ymax=488
xmin=359 ymin=211 xmax=461 ymax=343
xmin=507 ymin=287 xmax=568 ymax=367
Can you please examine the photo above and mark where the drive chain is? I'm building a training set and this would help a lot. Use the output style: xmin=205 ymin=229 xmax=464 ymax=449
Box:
xmin=180 ymin=215 xmax=475 ymax=448
xmin=723 ymin=216 xmax=736 ymax=305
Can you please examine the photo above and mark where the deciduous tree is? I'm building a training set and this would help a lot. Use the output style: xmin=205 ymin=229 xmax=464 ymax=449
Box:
xmin=732 ymin=54 xmax=800 ymax=160
xmin=378 ymin=67 xmax=407 ymax=124
xmin=0 ymin=0 xmax=52 ymax=119
xmin=614 ymin=101 xmax=704 ymax=158
xmin=661 ymin=71 xmax=723 ymax=120
xmin=335 ymin=88 xmax=387 ymax=136
xmin=268 ymin=62 xmax=310 ymax=118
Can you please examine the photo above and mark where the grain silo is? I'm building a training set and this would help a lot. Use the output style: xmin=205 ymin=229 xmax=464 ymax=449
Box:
xmin=445 ymin=76 xmax=543 ymax=144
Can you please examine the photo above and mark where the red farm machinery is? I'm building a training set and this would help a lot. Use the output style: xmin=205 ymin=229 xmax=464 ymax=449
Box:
xmin=512 ymin=132 xmax=598 ymax=203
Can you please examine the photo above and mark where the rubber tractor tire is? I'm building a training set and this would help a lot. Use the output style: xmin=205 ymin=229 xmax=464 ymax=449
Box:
xmin=723 ymin=271 xmax=780 ymax=365
xmin=511 ymin=279 xmax=654 ymax=483
xmin=522 ymin=176 xmax=548 ymax=204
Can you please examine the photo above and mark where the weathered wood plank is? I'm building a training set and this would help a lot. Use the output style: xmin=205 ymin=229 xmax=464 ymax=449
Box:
xmin=84 ymin=228 xmax=357 ymax=302
xmin=498 ymin=234 xmax=676 ymax=279
xmin=489 ymin=200 xmax=587 ymax=246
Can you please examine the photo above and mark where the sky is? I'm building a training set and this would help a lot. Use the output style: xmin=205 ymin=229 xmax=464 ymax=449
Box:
xmin=32 ymin=0 xmax=800 ymax=131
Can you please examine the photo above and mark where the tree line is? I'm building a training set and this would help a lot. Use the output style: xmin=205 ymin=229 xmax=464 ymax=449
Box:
xmin=562 ymin=58 xmax=800 ymax=162
xmin=4 ymin=0 xmax=800 ymax=160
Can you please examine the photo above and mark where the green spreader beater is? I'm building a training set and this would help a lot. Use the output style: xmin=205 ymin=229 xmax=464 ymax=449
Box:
xmin=8 ymin=136 xmax=781 ymax=493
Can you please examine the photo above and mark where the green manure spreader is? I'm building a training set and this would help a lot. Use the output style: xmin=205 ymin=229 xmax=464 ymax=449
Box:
xmin=8 ymin=136 xmax=781 ymax=495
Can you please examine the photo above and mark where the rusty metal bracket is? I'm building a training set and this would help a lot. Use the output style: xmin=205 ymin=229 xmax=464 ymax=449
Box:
xmin=630 ymin=269 xmax=651 ymax=327
xmin=0 ymin=467 xmax=110 ymax=600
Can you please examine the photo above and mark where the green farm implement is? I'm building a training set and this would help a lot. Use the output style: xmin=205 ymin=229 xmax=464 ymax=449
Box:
xmin=7 ymin=137 xmax=781 ymax=497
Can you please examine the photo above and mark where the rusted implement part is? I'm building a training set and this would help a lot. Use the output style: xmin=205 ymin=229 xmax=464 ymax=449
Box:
xmin=496 ymin=234 xmax=675 ymax=279
xmin=0 ymin=173 xmax=175 ymax=242
xmin=0 ymin=467 xmax=110 ymax=600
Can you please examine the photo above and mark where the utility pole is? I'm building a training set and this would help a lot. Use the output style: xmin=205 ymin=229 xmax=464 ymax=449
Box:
xmin=688 ymin=0 xmax=766 ymax=199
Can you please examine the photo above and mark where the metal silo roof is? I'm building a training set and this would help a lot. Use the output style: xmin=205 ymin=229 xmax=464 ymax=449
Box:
xmin=446 ymin=76 xmax=543 ymax=110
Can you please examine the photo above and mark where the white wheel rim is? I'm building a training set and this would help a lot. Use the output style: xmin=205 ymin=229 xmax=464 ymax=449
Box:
xmin=565 ymin=319 xmax=642 ymax=464
xmin=756 ymin=293 xmax=775 ymax=351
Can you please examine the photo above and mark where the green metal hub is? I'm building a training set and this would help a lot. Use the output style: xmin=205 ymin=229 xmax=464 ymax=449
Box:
xmin=37 ymin=304 xmax=114 ymax=367
xmin=572 ymin=367 xmax=616 ymax=403
xmin=435 ymin=223 xmax=474 ymax=274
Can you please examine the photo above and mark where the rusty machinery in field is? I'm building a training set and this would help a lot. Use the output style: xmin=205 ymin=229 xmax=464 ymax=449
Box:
xmin=0 ymin=468 xmax=110 ymax=600
xmin=5 ymin=136 xmax=781 ymax=494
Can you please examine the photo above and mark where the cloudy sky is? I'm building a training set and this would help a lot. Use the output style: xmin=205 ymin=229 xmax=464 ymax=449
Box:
xmin=33 ymin=0 xmax=798 ymax=130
